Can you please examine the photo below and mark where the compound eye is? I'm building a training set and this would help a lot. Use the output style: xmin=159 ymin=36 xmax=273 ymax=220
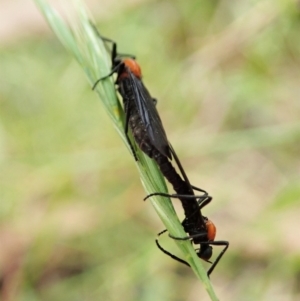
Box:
xmin=199 ymin=246 xmax=213 ymax=261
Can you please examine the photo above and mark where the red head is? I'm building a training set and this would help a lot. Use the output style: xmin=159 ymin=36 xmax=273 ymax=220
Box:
xmin=123 ymin=58 xmax=142 ymax=79
xmin=205 ymin=219 xmax=216 ymax=241
xmin=197 ymin=219 xmax=216 ymax=261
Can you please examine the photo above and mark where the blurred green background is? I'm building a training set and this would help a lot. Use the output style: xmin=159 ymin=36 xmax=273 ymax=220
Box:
xmin=1 ymin=0 xmax=300 ymax=300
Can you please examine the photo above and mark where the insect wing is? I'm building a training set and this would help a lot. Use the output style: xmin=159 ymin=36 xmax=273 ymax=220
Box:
xmin=129 ymin=72 xmax=171 ymax=159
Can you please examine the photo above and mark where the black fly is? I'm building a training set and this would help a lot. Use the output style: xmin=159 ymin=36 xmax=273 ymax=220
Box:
xmin=92 ymin=26 xmax=228 ymax=276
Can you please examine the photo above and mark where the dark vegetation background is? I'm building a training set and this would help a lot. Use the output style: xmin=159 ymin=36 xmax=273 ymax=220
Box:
xmin=1 ymin=0 xmax=300 ymax=300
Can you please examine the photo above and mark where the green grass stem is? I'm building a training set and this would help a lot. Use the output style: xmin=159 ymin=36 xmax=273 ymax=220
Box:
xmin=34 ymin=0 xmax=220 ymax=299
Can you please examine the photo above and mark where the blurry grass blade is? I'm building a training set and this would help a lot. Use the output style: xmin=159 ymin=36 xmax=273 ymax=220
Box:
xmin=35 ymin=0 xmax=123 ymax=131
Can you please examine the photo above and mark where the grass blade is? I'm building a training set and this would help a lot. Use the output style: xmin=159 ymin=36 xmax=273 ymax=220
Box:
xmin=33 ymin=0 xmax=220 ymax=299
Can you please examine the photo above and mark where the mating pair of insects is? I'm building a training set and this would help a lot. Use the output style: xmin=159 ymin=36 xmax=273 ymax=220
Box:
xmin=92 ymin=25 xmax=229 ymax=277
